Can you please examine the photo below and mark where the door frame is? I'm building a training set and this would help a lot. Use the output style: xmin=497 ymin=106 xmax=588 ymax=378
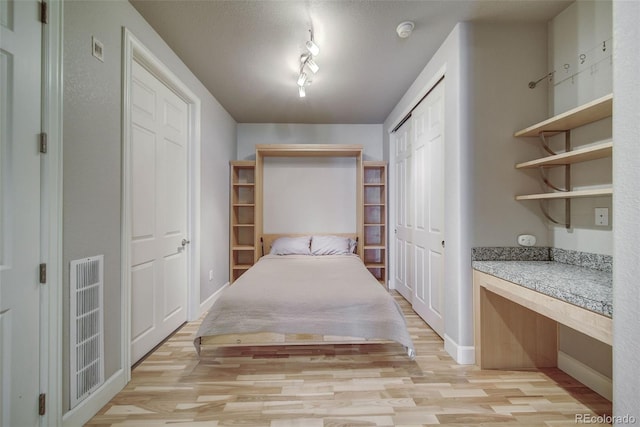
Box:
xmin=43 ymin=0 xmax=64 ymax=425
xmin=122 ymin=28 xmax=201 ymax=378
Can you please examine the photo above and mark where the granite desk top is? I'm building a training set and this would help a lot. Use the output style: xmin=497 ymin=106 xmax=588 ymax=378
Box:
xmin=472 ymin=260 xmax=612 ymax=318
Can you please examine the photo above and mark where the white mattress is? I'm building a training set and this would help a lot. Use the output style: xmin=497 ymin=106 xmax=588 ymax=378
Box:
xmin=194 ymin=254 xmax=415 ymax=358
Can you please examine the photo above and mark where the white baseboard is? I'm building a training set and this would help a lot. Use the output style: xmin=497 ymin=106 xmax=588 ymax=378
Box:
xmin=199 ymin=282 xmax=229 ymax=316
xmin=558 ymin=351 xmax=612 ymax=401
xmin=62 ymin=369 xmax=126 ymax=427
xmin=444 ymin=334 xmax=475 ymax=365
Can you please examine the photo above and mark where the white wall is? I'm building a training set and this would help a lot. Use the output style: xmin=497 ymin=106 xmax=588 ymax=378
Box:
xmin=263 ymin=157 xmax=357 ymax=233
xmin=548 ymin=0 xmax=613 ymax=256
xmin=545 ymin=0 xmax=614 ymax=392
xmin=384 ymin=23 xmax=475 ymax=363
xmin=237 ymin=123 xmax=383 ymax=160
xmin=63 ymin=0 xmax=235 ymax=416
xmin=612 ymin=0 xmax=640 ymax=418
xmin=468 ymin=24 xmax=550 ymax=248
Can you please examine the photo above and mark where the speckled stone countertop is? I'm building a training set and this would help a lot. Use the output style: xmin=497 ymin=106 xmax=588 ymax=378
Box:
xmin=472 ymin=248 xmax=612 ymax=318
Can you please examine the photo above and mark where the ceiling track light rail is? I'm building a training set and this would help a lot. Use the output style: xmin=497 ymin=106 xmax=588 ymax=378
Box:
xmin=297 ymin=29 xmax=320 ymax=97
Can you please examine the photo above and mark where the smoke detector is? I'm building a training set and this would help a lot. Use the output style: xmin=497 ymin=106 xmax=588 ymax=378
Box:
xmin=396 ymin=21 xmax=415 ymax=38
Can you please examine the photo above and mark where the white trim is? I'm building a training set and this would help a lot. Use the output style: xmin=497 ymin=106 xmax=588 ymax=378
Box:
xmin=199 ymin=282 xmax=230 ymax=315
xmin=444 ymin=334 xmax=475 ymax=365
xmin=121 ymin=28 xmax=202 ymax=379
xmin=558 ymin=351 xmax=612 ymax=401
xmin=42 ymin=1 xmax=64 ymax=425
xmin=62 ymin=370 xmax=127 ymax=427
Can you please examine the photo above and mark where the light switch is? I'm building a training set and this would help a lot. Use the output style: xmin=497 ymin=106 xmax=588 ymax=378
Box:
xmin=595 ymin=207 xmax=609 ymax=226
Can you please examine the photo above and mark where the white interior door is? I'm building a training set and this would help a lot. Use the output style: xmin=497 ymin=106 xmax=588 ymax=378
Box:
xmin=393 ymin=119 xmax=413 ymax=302
xmin=411 ymin=81 xmax=445 ymax=337
xmin=130 ymin=60 xmax=189 ymax=364
xmin=0 ymin=1 xmax=42 ymax=424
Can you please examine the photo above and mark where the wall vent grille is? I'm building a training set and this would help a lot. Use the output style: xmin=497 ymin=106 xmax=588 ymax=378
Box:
xmin=70 ymin=255 xmax=104 ymax=408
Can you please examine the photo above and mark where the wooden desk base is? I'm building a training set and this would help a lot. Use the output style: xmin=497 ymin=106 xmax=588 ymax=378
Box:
xmin=473 ymin=270 xmax=612 ymax=370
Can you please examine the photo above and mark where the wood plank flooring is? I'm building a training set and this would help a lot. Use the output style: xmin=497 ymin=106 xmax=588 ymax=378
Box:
xmin=87 ymin=292 xmax=611 ymax=426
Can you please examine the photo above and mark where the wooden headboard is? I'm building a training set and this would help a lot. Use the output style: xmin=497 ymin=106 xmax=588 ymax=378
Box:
xmin=260 ymin=233 xmax=358 ymax=257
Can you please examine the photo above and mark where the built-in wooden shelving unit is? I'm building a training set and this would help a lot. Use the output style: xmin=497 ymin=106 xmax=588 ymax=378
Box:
xmin=230 ymin=161 xmax=256 ymax=282
xmin=363 ymin=161 xmax=387 ymax=285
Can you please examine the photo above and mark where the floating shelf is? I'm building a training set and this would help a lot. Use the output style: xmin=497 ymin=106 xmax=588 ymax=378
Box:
xmin=232 ymin=245 xmax=255 ymax=251
xmin=514 ymin=94 xmax=612 ymax=137
xmin=515 ymin=188 xmax=613 ymax=201
xmin=516 ymin=141 xmax=613 ymax=169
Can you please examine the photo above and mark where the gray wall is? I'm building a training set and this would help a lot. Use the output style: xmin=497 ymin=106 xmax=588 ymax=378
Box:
xmin=384 ymin=23 xmax=474 ymax=362
xmin=613 ymin=0 xmax=640 ymax=419
xmin=384 ymin=22 xmax=548 ymax=363
xmin=63 ymin=0 xmax=235 ymax=412
xmin=237 ymin=123 xmax=383 ymax=160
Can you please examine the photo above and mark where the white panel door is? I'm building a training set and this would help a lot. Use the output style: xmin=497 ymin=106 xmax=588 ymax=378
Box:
xmin=0 ymin=1 xmax=42 ymax=425
xmin=411 ymin=81 xmax=445 ymax=337
xmin=131 ymin=60 xmax=188 ymax=364
xmin=393 ymin=119 xmax=413 ymax=302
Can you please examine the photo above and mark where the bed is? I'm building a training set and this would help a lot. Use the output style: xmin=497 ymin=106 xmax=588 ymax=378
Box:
xmin=194 ymin=235 xmax=415 ymax=359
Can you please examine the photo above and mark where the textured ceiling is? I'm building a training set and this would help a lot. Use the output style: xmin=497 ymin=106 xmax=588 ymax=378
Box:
xmin=130 ymin=0 xmax=572 ymax=124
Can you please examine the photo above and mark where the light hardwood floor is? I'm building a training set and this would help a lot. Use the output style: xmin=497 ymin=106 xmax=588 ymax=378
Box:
xmin=87 ymin=292 xmax=611 ymax=426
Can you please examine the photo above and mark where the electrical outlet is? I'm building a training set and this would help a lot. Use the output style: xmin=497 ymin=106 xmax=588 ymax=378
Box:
xmin=209 ymin=270 xmax=214 ymax=281
xmin=595 ymin=207 xmax=609 ymax=226
xmin=517 ymin=234 xmax=536 ymax=247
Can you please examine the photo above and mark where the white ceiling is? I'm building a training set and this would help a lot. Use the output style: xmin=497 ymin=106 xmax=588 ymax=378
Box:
xmin=130 ymin=0 xmax=572 ymax=124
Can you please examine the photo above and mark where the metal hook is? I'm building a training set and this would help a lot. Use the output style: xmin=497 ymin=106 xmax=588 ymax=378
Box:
xmin=528 ymin=71 xmax=554 ymax=89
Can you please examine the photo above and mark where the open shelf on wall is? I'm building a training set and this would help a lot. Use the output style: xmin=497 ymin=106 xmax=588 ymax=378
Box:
xmin=514 ymin=94 xmax=613 ymax=137
xmin=513 ymin=94 xmax=613 ymax=228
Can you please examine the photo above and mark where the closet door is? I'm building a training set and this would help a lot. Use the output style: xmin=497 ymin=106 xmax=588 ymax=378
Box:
xmin=393 ymin=119 xmax=413 ymax=302
xmin=411 ymin=81 xmax=445 ymax=337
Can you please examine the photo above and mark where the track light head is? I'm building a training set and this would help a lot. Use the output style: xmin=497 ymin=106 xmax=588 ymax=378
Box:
xmin=306 ymin=39 xmax=320 ymax=56
xmin=297 ymin=72 xmax=307 ymax=87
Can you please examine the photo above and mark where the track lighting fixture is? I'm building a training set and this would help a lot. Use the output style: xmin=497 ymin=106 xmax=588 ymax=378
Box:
xmin=296 ymin=29 xmax=320 ymax=97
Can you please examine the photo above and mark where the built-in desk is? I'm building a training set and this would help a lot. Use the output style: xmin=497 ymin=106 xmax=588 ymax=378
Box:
xmin=472 ymin=260 xmax=612 ymax=370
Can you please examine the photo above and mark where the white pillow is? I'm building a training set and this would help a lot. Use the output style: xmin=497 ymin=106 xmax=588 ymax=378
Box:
xmin=348 ymin=238 xmax=358 ymax=254
xmin=311 ymin=235 xmax=352 ymax=255
xmin=269 ymin=236 xmax=311 ymax=255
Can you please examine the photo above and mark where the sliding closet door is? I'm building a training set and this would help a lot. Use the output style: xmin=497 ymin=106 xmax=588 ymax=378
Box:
xmin=393 ymin=119 xmax=413 ymax=302
xmin=411 ymin=81 xmax=445 ymax=337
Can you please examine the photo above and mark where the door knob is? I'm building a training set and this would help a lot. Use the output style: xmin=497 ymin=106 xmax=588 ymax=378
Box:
xmin=181 ymin=238 xmax=191 ymax=247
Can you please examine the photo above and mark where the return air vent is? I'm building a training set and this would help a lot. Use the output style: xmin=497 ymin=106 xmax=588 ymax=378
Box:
xmin=70 ymin=255 xmax=104 ymax=408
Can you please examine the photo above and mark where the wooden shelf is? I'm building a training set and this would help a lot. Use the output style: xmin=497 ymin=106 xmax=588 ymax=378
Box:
xmin=233 ymin=183 xmax=255 ymax=187
xmin=516 ymin=141 xmax=613 ymax=169
xmin=514 ymin=93 xmax=612 ymax=137
xmin=515 ymin=188 xmax=613 ymax=201
xmin=233 ymin=224 xmax=254 ymax=227
xmin=365 ymin=263 xmax=385 ymax=268
xmin=232 ymin=245 xmax=255 ymax=251
xmin=232 ymin=265 xmax=252 ymax=270
xmin=233 ymin=203 xmax=255 ymax=207
xmin=364 ymin=203 xmax=384 ymax=206
xmin=364 ymin=245 xmax=385 ymax=250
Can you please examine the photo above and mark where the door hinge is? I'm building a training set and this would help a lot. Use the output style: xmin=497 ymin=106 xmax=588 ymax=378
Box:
xmin=39 ymin=263 xmax=47 ymax=284
xmin=38 ymin=393 xmax=46 ymax=416
xmin=40 ymin=1 xmax=48 ymax=24
xmin=39 ymin=133 xmax=47 ymax=154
